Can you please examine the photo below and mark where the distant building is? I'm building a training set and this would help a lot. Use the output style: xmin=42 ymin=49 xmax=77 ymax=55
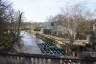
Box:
xmin=44 ymin=21 xmax=92 ymax=41
xmin=43 ymin=22 xmax=76 ymax=38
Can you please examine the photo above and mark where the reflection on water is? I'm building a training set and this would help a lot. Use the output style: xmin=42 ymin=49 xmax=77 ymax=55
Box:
xmin=18 ymin=31 xmax=45 ymax=54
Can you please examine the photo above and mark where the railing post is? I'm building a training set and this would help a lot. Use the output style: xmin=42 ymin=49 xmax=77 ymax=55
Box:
xmin=42 ymin=58 xmax=46 ymax=64
xmin=31 ymin=58 xmax=34 ymax=64
xmin=31 ymin=57 xmax=38 ymax=64
xmin=47 ymin=59 xmax=51 ymax=64
xmin=39 ymin=58 xmax=42 ymax=64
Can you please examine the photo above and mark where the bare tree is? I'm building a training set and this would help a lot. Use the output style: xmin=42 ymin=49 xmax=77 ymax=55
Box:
xmin=0 ymin=0 xmax=23 ymax=51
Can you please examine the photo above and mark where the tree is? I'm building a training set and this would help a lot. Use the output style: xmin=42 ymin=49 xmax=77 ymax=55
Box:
xmin=0 ymin=0 xmax=23 ymax=51
xmin=48 ymin=3 xmax=94 ymax=40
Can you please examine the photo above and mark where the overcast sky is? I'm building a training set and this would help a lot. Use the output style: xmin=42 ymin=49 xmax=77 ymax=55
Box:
xmin=10 ymin=0 xmax=96 ymax=22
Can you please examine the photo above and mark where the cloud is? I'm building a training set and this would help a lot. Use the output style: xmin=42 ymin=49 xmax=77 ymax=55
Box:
xmin=9 ymin=0 xmax=96 ymax=22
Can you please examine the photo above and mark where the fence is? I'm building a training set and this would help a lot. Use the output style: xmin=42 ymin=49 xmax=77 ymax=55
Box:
xmin=0 ymin=52 xmax=96 ymax=64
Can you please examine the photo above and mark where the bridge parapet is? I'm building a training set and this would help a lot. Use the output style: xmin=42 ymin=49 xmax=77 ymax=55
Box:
xmin=0 ymin=52 xmax=96 ymax=64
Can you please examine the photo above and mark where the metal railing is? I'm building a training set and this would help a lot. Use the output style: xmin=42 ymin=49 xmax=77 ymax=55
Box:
xmin=0 ymin=52 xmax=96 ymax=64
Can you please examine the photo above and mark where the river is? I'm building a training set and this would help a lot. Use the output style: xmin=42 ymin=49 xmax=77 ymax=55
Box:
xmin=17 ymin=31 xmax=45 ymax=54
